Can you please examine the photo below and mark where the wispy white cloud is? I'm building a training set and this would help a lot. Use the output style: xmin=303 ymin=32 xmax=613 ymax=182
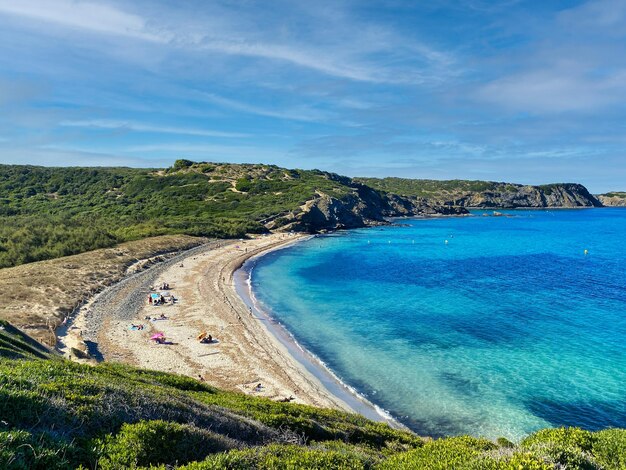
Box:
xmin=0 ymin=0 xmax=166 ymax=42
xmin=197 ymin=39 xmax=427 ymax=84
xmin=476 ymin=0 xmax=626 ymax=114
xmin=60 ymin=119 xmax=250 ymax=138
xmin=0 ymin=0 xmax=454 ymax=84
xmin=124 ymin=142 xmax=284 ymax=157
xmin=478 ymin=68 xmax=626 ymax=113
xmin=0 ymin=146 xmax=171 ymax=167
xmin=196 ymin=92 xmax=331 ymax=122
xmin=557 ymin=0 xmax=626 ymax=33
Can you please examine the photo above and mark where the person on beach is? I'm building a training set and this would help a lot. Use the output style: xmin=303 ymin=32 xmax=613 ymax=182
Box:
xmin=199 ymin=334 xmax=213 ymax=344
xmin=148 ymin=295 xmax=152 ymax=304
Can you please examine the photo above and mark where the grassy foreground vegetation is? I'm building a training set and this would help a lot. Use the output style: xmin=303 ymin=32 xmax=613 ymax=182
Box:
xmin=1 ymin=321 xmax=625 ymax=469
xmin=0 ymin=161 xmax=355 ymax=268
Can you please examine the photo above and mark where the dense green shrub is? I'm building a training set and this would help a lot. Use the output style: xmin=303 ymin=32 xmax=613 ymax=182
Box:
xmin=95 ymin=420 xmax=237 ymax=468
xmin=496 ymin=437 xmax=515 ymax=448
xmin=171 ymin=159 xmax=195 ymax=171
xmin=177 ymin=444 xmax=367 ymax=469
xmin=521 ymin=427 xmax=596 ymax=469
xmin=0 ymin=162 xmax=358 ymax=268
xmin=377 ymin=436 xmax=497 ymax=469
xmin=521 ymin=427 xmax=595 ymax=452
xmin=592 ymin=429 xmax=626 ymax=470
xmin=355 ymin=177 xmax=501 ymax=198
xmin=0 ymin=430 xmax=80 ymax=470
xmin=191 ymin=389 xmax=423 ymax=450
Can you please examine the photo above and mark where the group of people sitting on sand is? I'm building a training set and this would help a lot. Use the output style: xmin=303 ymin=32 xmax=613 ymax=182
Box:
xmin=149 ymin=294 xmax=177 ymax=306
xmin=148 ymin=282 xmax=177 ymax=306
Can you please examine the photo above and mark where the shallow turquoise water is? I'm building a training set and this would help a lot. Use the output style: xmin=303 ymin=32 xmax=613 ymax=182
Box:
xmin=251 ymin=209 xmax=626 ymax=440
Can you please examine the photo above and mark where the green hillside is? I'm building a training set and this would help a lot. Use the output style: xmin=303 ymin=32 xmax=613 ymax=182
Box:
xmin=1 ymin=321 xmax=625 ymax=469
xmin=0 ymin=161 xmax=355 ymax=268
xmin=0 ymin=162 xmax=601 ymax=269
xmin=354 ymin=177 xmax=510 ymax=198
xmin=355 ymin=177 xmax=577 ymax=199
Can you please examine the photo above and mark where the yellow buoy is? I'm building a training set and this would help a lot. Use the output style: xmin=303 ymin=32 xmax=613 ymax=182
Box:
xmin=445 ymin=240 xmax=449 ymax=245
xmin=584 ymin=249 xmax=589 ymax=255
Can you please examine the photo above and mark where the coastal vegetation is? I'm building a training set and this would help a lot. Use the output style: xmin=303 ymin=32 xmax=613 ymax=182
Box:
xmin=354 ymin=177 xmax=512 ymax=197
xmin=1 ymin=321 xmax=625 ymax=469
xmin=601 ymin=192 xmax=626 ymax=199
xmin=0 ymin=162 xmax=607 ymax=270
xmin=0 ymin=162 xmax=356 ymax=268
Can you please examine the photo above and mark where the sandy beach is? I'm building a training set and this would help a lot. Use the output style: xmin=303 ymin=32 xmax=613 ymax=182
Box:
xmin=59 ymin=234 xmax=358 ymax=411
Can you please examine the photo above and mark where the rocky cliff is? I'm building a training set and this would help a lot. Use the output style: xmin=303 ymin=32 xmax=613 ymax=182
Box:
xmin=356 ymin=178 xmax=602 ymax=209
xmin=265 ymin=180 xmax=468 ymax=233
xmin=597 ymin=192 xmax=626 ymax=207
xmin=264 ymin=178 xmax=607 ymax=233
xmin=441 ymin=183 xmax=602 ymax=208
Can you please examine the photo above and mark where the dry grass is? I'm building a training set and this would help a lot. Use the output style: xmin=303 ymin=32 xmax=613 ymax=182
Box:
xmin=0 ymin=235 xmax=206 ymax=346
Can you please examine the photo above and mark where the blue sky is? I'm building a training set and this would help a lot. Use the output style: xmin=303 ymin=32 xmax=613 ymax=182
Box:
xmin=0 ymin=0 xmax=624 ymax=192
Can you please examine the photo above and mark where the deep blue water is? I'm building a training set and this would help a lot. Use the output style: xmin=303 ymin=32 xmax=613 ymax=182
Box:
xmin=251 ymin=209 xmax=626 ymax=440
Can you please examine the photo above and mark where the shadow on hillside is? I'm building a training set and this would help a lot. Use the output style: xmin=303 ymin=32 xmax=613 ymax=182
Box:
xmin=84 ymin=340 xmax=104 ymax=361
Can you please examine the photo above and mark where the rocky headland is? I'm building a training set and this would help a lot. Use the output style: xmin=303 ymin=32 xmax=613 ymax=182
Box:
xmin=266 ymin=176 xmax=468 ymax=233
xmin=597 ymin=192 xmax=626 ymax=207
xmin=356 ymin=177 xmax=603 ymax=210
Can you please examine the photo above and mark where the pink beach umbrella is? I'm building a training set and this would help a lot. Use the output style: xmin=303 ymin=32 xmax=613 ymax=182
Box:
xmin=150 ymin=332 xmax=165 ymax=340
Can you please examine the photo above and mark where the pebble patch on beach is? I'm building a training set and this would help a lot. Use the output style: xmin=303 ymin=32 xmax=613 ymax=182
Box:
xmin=62 ymin=242 xmax=225 ymax=358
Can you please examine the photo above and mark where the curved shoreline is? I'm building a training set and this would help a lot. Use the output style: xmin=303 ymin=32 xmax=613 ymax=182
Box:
xmin=234 ymin=237 xmax=403 ymax=428
xmin=57 ymin=233 xmax=405 ymax=426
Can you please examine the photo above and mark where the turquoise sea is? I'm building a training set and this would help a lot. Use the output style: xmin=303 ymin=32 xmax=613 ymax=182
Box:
xmin=249 ymin=209 xmax=626 ymax=441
